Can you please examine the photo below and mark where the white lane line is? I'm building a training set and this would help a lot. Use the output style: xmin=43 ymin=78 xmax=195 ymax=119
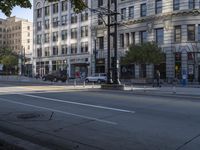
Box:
xmin=0 ymin=97 xmax=117 ymax=125
xmin=20 ymin=93 xmax=135 ymax=114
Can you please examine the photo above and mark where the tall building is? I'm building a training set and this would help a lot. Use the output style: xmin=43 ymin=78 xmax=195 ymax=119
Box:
xmin=0 ymin=16 xmax=33 ymax=57
xmin=92 ymin=0 xmax=200 ymax=82
xmin=33 ymin=0 xmax=92 ymax=78
xmin=33 ymin=0 xmax=200 ymax=82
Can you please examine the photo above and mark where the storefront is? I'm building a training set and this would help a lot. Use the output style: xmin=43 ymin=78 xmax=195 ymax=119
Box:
xmin=70 ymin=57 xmax=89 ymax=78
xmin=120 ymin=64 xmax=135 ymax=79
xmin=36 ymin=61 xmax=49 ymax=77
xmin=96 ymin=59 xmax=105 ymax=73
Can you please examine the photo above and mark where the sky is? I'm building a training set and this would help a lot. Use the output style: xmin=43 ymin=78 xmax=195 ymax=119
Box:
xmin=0 ymin=0 xmax=33 ymax=22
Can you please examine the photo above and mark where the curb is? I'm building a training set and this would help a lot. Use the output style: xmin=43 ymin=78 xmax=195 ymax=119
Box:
xmin=89 ymin=88 xmax=200 ymax=99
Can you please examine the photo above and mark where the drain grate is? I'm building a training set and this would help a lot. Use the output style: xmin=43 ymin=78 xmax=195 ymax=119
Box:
xmin=17 ymin=113 xmax=41 ymax=120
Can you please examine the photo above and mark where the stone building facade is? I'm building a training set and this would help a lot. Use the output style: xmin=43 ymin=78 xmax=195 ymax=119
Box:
xmin=92 ymin=0 xmax=200 ymax=82
xmin=0 ymin=17 xmax=33 ymax=57
xmin=33 ymin=0 xmax=200 ymax=82
xmin=33 ymin=0 xmax=92 ymax=78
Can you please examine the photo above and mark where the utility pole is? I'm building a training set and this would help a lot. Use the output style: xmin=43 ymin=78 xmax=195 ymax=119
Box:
xmin=107 ymin=0 xmax=112 ymax=84
xmin=113 ymin=0 xmax=120 ymax=84
xmin=94 ymin=38 xmax=97 ymax=74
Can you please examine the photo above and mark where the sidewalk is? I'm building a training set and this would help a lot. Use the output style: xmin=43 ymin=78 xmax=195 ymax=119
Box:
xmin=124 ymin=85 xmax=200 ymax=97
xmin=0 ymin=76 xmax=200 ymax=97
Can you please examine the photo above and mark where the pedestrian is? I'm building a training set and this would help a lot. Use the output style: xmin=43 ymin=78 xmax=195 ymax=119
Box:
xmin=156 ymin=70 xmax=161 ymax=87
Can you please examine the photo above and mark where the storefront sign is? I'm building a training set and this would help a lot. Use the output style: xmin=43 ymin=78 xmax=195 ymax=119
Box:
xmin=70 ymin=58 xmax=88 ymax=64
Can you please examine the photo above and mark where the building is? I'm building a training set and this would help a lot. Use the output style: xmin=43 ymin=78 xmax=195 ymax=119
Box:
xmin=0 ymin=17 xmax=33 ymax=75
xmin=92 ymin=0 xmax=200 ymax=83
xmin=33 ymin=0 xmax=92 ymax=78
xmin=0 ymin=16 xmax=33 ymax=57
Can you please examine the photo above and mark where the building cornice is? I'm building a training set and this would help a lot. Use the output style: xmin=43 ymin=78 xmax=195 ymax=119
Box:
xmin=123 ymin=9 xmax=200 ymax=26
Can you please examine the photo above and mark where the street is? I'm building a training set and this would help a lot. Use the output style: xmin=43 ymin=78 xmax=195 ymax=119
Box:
xmin=0 ymin=82 xmax=200 ymax=150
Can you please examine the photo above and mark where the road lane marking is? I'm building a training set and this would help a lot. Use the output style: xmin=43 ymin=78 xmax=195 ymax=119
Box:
xmin=19 ymin=93 xmax=135 ymax=114
xmin=0 ymin=97 xmax=117 ymax=125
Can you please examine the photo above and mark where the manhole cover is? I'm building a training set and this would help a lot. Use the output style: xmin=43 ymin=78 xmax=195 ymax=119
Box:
xmin=17 ymin=113 xmax=41 ymax=120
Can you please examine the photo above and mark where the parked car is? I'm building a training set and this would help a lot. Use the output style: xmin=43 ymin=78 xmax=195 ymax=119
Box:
xmin=85 ymin=73 xmax=107 ymax=83
xmin=42 ymin=71 xmax=67 ymax=82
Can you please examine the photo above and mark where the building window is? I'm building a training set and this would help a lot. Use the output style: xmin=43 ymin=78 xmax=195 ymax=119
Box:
xmin=187 ymin=25 xmax=195 ymax=41
xmin=71 ymin=43 xmax=77 ymax=54
xmin=140 ymin=31 xmax=147 ymax=43
xmin=81 ymin=42 xmax=88 ymax=53
xmin=52 ymin=46 xmax=58 ymax=55
xmin=81 ymin=26 xmax=88 ymax=37
xmin=53 ymin=3 xmax=58 ymax=14
xmin=52 ymin=32 xmax=58 ymax=42
xmin=61 ymin=45 xmax=68 ymax=55
xmin=120 ymin=34 xmax=124 ymax=48
xmin=188 ymin=52 xmax=194 ymax=60
xmin=121 ymin=8 xmax=126 ymax=21
xmin=198 ymin=25 xmax=200 ymax=41
xmin=173 ymin=0 xmax=180 ymax=10
xmin=61 ymin=15 xmax=67 ymax=25
xmin=45 ymin=19 xmax=49 ymax=29
xmin=37 ymin=34 xmax=42 ymax=44
xmin=71 ymin=28 xmax=77 ymax=39
xmin=125 ymin=33 xmax=130 ymax=47
xmin=131 ymin=32 xmax=135 ymax=45
xmin=98 ymin=37 xmax=104 ymax=50
xmin=37 ymin=21 xmax=42 ymax=31
xmin=141 ymin=3 xmax=147 ymax=17
xmin=53 ymin=17 xmax=59 ymax=28
xmin=174 ymin=25 xmax=181 ymax=43
xmin=61 ymin=30 xmax=68 ymax=40
xmin=37 ymin=8 xmax=42 ymax=18
xmin=155 ymin=28 xmax=164 ymax=44
xmin=45 ymin=47 xmax=50 ymax=56
xmin=27 ymin=26 xmax=30 ymax=30
xmin=98 ymin=0 xmax=103 ymax=7
xmin=44 ymin=6 xmax=49 ymax=16
xmin=129 ymin=6 xmax=134 ymax=19
xmin=37 ymin=48 xmax=42 ymax=57
xmin=155 ymin=0 xmax=162 ymax=14
xmin=81 ymin=12 xmax=88 ymax=22
xmin=62 ymin=1 xmax=68 ymax=11
xmin=189 ymin=0 xmax=195 ymax=9
xmin=44 ymin=33 xmax=49 ymax=43
xmin=71 ymin=14 xmax=77 ymax=24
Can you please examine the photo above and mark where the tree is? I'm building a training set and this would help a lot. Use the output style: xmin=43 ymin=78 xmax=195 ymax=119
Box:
xmin=0 ymin=0 xmax=86 ymax=17
xmin=122 ymin=42 xmax=165 ymax=65
xmin=0 ymin=47 xmax=18 ymax=74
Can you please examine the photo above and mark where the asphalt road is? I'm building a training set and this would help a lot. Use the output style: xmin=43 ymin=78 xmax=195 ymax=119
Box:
xmin=0 ymin=82 xmax=200 ymax=150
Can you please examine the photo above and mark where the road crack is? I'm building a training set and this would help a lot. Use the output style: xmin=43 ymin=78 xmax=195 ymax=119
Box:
xmin=175 ymin=133 xmax=200 ymax=150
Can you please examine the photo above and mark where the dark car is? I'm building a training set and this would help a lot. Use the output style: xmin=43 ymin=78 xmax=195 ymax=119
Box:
xmin=42 ymin=71 xmax=67 ymax=82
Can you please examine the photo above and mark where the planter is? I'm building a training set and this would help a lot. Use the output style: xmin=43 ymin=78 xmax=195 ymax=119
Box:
xmin=101 ymin=84 xmax=125 ymax=90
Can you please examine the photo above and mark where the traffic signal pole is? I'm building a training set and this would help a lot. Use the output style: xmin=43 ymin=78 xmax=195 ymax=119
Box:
xmin=113 ymin=0 xmax=120 ymax=84
xmin=107 ymin=0 xmax=113 ymax=84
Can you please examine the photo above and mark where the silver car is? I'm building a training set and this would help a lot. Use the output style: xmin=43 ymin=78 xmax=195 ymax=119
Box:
xmin=85 ymin=73 xmax=107 ymax=83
